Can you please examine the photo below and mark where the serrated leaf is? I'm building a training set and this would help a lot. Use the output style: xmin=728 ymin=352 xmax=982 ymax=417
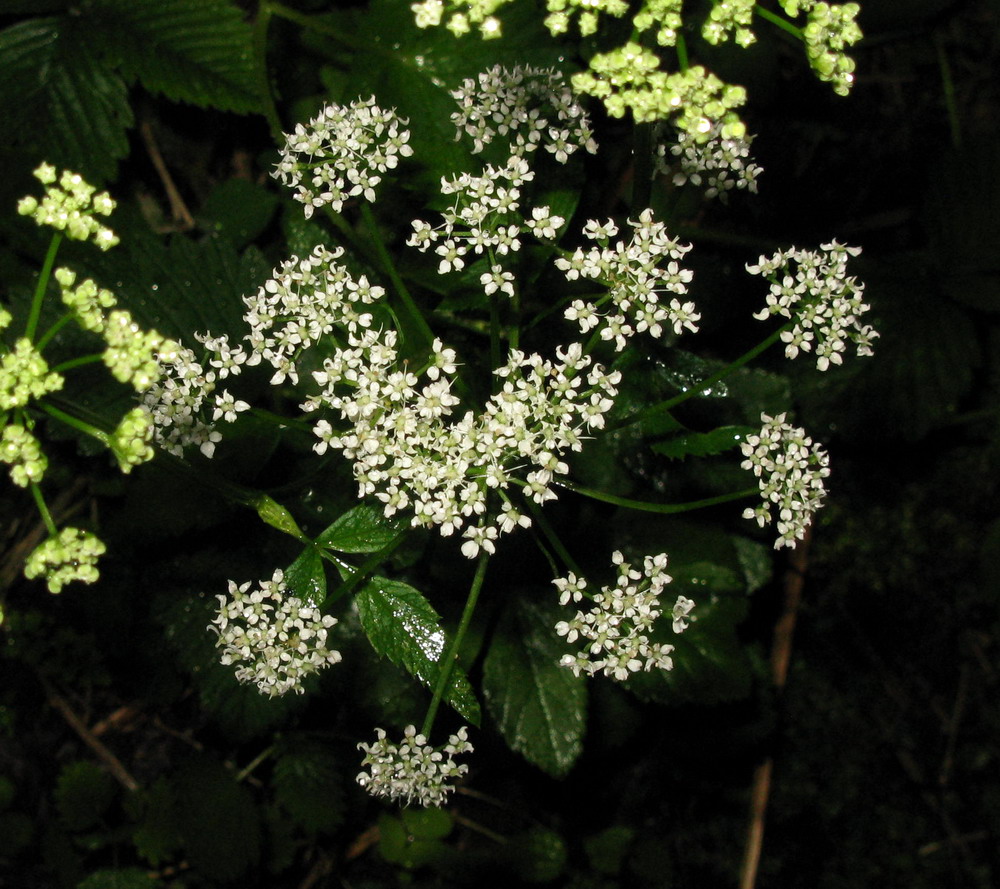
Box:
xmin=272 ymin=737 xmax=344 ymax=835
xmin=86 ymin=0 xmax=260 ymax=114
xmin=130 ymin=777 xmax=181 ymax=867
xmin=483 ymin=597 xmax=586 ymax=777
xmin=623 ymin=596 xmax=752 ymax=704
xmin=199 ymin=178 xmax=279 ymax=248
xmin=316 ymin=504 xmax=403 ymax=553
xmin=0 ymin=17 xmax=132 ymax=182
xmin=175 ymin=756 xmax=260 ymax=881
xmin=55 ymin=762 xmax=117 ymax=832
xmin=651 ymin=425 xmax=755 ymax=460
xmin=355 ymin=577 xmax=480 ymax=724
xmin=284 ymin=546 xmax=326 ymax=604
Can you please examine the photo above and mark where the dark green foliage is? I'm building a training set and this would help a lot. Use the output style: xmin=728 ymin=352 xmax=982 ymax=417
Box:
xmin=272 ymin=735 xmax=345 ymax=835
xmin=54 ymin=762 xmax=117 ymax=832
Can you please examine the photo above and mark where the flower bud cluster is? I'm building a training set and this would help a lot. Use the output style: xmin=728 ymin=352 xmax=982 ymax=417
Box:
xmin=554 ymin=551 xmax=693 ymax=680
xmin=24 ymin=527 xmax=106 ymax=594
xmin=631 ymin=0 xmax=683 ymax=46
xmin=210 ymin=569 xmax=342 ymax=697
xmin=747 ymin=241 xmax=877 ymax=371
xmin=16 ymin=164 xmax=118 ymax=250
xmin=450 ymin=64 xmax=598 ymax=160
xmin=411 ymin=0 xmax=502 ymax=37
xmin=659 ymin=121 xmax=762 ymax=201
xmin=741 ymin=412 xmax=829 ymax=549
xmin=273 ymin=98 xmax=413 ymax=219
xmin=102 ymin=311 xmax=179 ymax=393
xmin=0 ymin=339 xmax=64 ymax=410
xmin=702 ymin=0 xmax=757 ymax=47
xmin=0 ymin=424 xmax=47 ymax=487
xmin=304 ymin=329 xmax=620 ymax=558
xmin=56 ymin=268 xmax=117 ymax=333
xmin=110 ymin=407 xmax=155 ymax=473
xmin=357 ymin=725 xmax=473 ymax=807
xmin=574 ymin=49 xmax=747 ymax=139
xmin=409 ymin=155 xmax=555 ymax=280
xmin=556 ymin=209 xmax=699 ymax=350
xmin=782 ymin=1 xmax=861 ymax=95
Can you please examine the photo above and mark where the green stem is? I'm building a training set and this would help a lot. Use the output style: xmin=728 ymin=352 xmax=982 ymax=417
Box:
xmin=35 ymin=314 xmax=74 ymax=353
xmin=30 ymin=483 xmax=58 ymax=537
xmin=50 ymin=353 xmax=104 ymax=375
xmin=235 ymin=745 xmax=274 ymax=782
xmin=557 ymin=480 xmax=759 ymax=514
xmin=320 ymin=529 xmax=410 ymax=605
xmin=265 ymin=0 xmax=373 ymax=54
xmin=754 ymin=4 xmax=803 ymax=41
xmin=632 ymin=123 xmax=654 ymax=213
xmin=611 ymin=323 xmax=788 ymax=431
xmin=934 ymin=32 xmax=962 ymax=149
xmin=421 ymin=552 xmax=489 ymax=737
xmin=489 ymin=294 xmax=501 ymax=375
xmin=254 ymin=2 xmax=285 ymax=143
xmin=676 ymin=33 xmax=690 ymax=72
xmin=359 ymin=202 xmax=433 ymax=350
xmin=523 ymin=498 xmax=582 ymax=577
xmin=40 ymin=402 xmax=110 ymax=448
xmin=25 ymin=233 xmax=63 ymax=342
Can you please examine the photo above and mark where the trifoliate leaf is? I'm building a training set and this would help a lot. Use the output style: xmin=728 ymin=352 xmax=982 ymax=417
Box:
xmin=272 ymin=737 xmax=345 ymax=835
xmin=55 ymin=762 xmax=117 ymax=832
xmin=174 ymin=755 xmax=260 ymax=881
xmin=0 ymin=16 xmax=132 ymax=182
xmin=355 ymin=577 xmax=481 ymax=724
xmin=483 ymin=597 xmax=587 ymax=778
xmin=85 ymin=0 xmax=260 ymax=114
xmin=317 ymin=504 xmax=404 ymax=553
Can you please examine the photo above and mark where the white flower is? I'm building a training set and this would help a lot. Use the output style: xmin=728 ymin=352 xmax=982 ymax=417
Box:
xmin=553 ymin=551 xmax=681 ymax=680
xmin=356 ymin=725 xmax=473 ymax=807
xmin=658 ymin=119 xmax=763 ymax=201
xmin=209 ymin=569 xmax=341 ymax=697
xmin=740 ymin=413 xmax=830 ymax=549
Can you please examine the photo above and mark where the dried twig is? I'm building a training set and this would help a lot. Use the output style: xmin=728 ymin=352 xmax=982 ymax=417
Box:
xmin=140 ymin=118 xmax=195 ymax=232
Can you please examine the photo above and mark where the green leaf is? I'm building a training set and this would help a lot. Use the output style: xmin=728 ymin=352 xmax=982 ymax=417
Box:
xmin=174 ymin=756 xmax=261 ymax=881
xmin=509 ymin=827 xmax=568 ymax=883
xmin=129 ymin=777 xmax=182 ymax=867
xmin=272 ymin=737 xmax=345 ymax=835
xmin=55 ymin=762 xmax=117 ymax=832
xmin=86 ymin=0 xmax=260 ymax=114
xmin=199 ymin=179 xmax=279 ymax=248
xmin=254 ymin=494 xmax=306 ymax=540
xmin=651 ymin=425 xmax=755 ymax=460
xmin=483 ymin=597 xmax=586 ymax=777
xmin=283 ymin=546 xmax=326 ymax=604
xmin=355 ymin=577 xmax=481 ymax=724
xmin=77 ymin=869 xmax=154 ymax=889
xmin=316 ymin=504 xmax=403 ymax=553
xmin=0 ymin=17 xmax=132 ymax=182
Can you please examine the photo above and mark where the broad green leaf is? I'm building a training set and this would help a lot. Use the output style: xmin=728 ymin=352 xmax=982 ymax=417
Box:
xmin=174 ymin=756 xmax=261 ymax=881
xmin=355 ymin=577 xmax=480 ymax=724
xmin=283 ymin=546 xmax=326 ymax=604
xmin=483 ymin=597 xmax=586 ymax=777
xmin=272 ymin=737 xmax=345 ymax=835
xmin=129 ymin=777 xmax=181 ymax=867
xmin=199 ymin=179 xmax=279 ymax=248
xmin=316 ymin=504 xmax=403 ymax=553
xmin=651 ymin=425 xmax=755 ymax=460
xmin=55 ymin=762 xmax=117 ymax=832
xmin=86 ymin=0 xmax=260 ymax=114
xmin=0 ymin=17 xmax=132 ymax=182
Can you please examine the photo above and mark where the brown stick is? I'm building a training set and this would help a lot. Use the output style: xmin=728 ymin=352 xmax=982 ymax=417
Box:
xmin=140 ymin=118 xmax=196 ymax=231
xmin=738 ymin=528 xmax=812 ymax=889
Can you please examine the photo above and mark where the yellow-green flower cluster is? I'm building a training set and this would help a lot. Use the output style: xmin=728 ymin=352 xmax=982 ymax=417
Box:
xmin=0 ymin=424 xmax=47 ymax=487
xmin=702 ymin=0 xmax=757 ymax=48
xmin=788 ymin=1 xmax=862 ymax=96
xmin=574 ymin=48 xmax=748 ymax=139
xmin=16 ymin=163 xmax=119 ymax=251
xmin=56 ymin=268 xmax=116 ymax=333
xmin=111 ymin=407 xmax=155 ymax=473
xmin=410 ymin=0 xmax=504 ymax=37
xmin=102 ymin=311 xmax=179 ymax=394
xmin=0 ymin=339 xmax=64 ymax=411
xmin=633 ymin=0 xmax=684 ymax=46
xmin=24 ymin=527 xmax=106 ymax=594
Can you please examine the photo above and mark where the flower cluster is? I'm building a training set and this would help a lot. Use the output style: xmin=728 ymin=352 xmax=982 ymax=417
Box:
xmin=305 ymin=329 xmax=620 ymax=558
xmin=782 ymin=1 xmax=862 ymax=95
xmin=16 ymin=164 xmax=119 ymax=250
xmin=24 ymin=528 xmax=106 ymax=594
xmin=273 ymin=97 xmax=412 ymax=218
xmin=659 ymin=121 xmax=762 ymax=201
xmin=110 ymin=407 xmax=155 ymax=473
xmin=554 ymin=551 xmax=693 ymax=680
xmin=411 ymin=0 xmax=502 ymax=37
xmin=450 ymin=64 xmax=598 ymax=160
xmin=0 ymin=339 xmax=63 ymax=410
xmin=210 ymin=569 xmax=342 ymax=697
xmin=102 ymin=310 xmax=179 ymax=393
xmin=702 ymin=0 xmax=757 ymax=47
xmin=747 ymin=241 xmax=877 ymax=371
xmin=556 ymin=209 xmax=699 ymax=350
xmin=741 ymin=412 xmax=830 ymax=548
xmin=409 ymin=155 xmax=554 ymax=280
xmin=0 ymin=424 xmax=47 ymax=487
xmin=356 ymin=725 xmax=473 ymax=807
